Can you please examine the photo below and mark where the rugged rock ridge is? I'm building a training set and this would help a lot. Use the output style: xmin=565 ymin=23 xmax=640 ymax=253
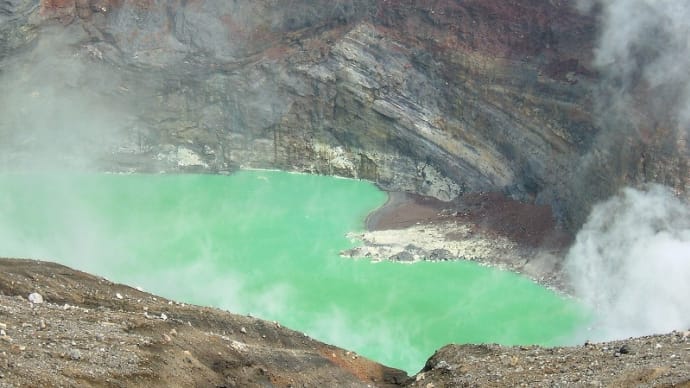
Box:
xmin=4 ymin=0 xmax=685 ymax=228
xmin=411 ymin=337 xmax=690 ymax=387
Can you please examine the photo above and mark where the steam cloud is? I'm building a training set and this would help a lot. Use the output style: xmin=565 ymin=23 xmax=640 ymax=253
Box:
xmin=566 ymin=0 xmax=690 ymax=339
xmin=566 ymin=185 xmax=690 ymax=338
xmin=581 ymin=0 xmax=690 ymax=128
xmin=0 ymin=25 xmax=136 ymax=172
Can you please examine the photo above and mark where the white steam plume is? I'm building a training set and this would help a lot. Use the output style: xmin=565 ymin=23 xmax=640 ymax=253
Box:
xmin=0 ymin=25 xmax=134 ymax=172
xmin=565 ymin=185 xmax=690 ymax=338
xmin=567 ymin=0 xmax=690 ymax=340
xmin=583 ymin=0 xmax=690 ymax=128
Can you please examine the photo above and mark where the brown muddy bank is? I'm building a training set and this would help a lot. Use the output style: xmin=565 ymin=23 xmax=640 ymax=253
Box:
xmin=349 ymin=190 xmax=571 ymax=290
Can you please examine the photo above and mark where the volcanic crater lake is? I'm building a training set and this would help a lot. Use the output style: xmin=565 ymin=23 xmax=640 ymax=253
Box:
xmin=0 ymin=170 xmax=587 ymax=373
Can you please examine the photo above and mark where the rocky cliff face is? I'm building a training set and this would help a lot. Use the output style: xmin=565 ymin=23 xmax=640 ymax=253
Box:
xmin=0 ymin=1 xmax=687 ymax=226
xmin=0 ymin=0 xmax=667 ymax=227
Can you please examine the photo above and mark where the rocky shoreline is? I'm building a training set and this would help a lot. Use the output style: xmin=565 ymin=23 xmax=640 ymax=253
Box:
xmin=342 ymin=190 xmax=571 ymax=291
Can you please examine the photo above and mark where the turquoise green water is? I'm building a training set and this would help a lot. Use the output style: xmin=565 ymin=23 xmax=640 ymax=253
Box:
xmin=0 ymin=171 xmax=587 ymax=373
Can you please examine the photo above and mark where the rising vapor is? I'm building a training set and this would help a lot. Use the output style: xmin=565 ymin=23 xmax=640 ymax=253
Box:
xmin=566 ymin=0 xmax=690 ymax=340
xmin=566 ymin=185 xmax=690 ymax=338
xmin=0 ymin=25 xmax=138 ymax=172
xmin=584 ymin=0 xmax=690 ymax=128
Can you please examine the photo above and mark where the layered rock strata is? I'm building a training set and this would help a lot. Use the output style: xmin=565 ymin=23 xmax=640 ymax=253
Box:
xmin=3 ymin=1 xmax=686 ymax=227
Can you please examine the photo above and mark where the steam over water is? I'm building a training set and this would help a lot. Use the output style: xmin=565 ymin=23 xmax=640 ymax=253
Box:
xmin=565 ymin=186 xmax=690 ymax=340
xmin=0 ymin=0 xmax=686 ymax=375
xmin=0 ymin=171 xmax=586 ymax=373
xmin=566 ymin=0 xmax=690 ymax=341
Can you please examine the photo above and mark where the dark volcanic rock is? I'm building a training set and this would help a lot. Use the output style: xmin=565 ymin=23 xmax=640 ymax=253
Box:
xmin=0 ymin=0 xmax=595 ymax=220
xmin=426 ymin=248 xmax=452 ymax=261
xmin=4 ymin=0 xmax=686 ymax=229
xmin=390 ymin=251 xmax=414 ymax=262
xmin=409 ymin=338 xmax=690 ymax=387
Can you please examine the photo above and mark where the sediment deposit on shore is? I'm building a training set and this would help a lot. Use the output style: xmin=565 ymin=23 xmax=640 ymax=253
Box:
xmin=345 ymin=191 xmax=568 ymax=290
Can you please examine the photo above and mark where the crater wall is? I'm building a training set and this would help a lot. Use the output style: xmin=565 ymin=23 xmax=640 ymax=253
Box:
xmin=1 ymin=0 xmax=687 ymax=229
